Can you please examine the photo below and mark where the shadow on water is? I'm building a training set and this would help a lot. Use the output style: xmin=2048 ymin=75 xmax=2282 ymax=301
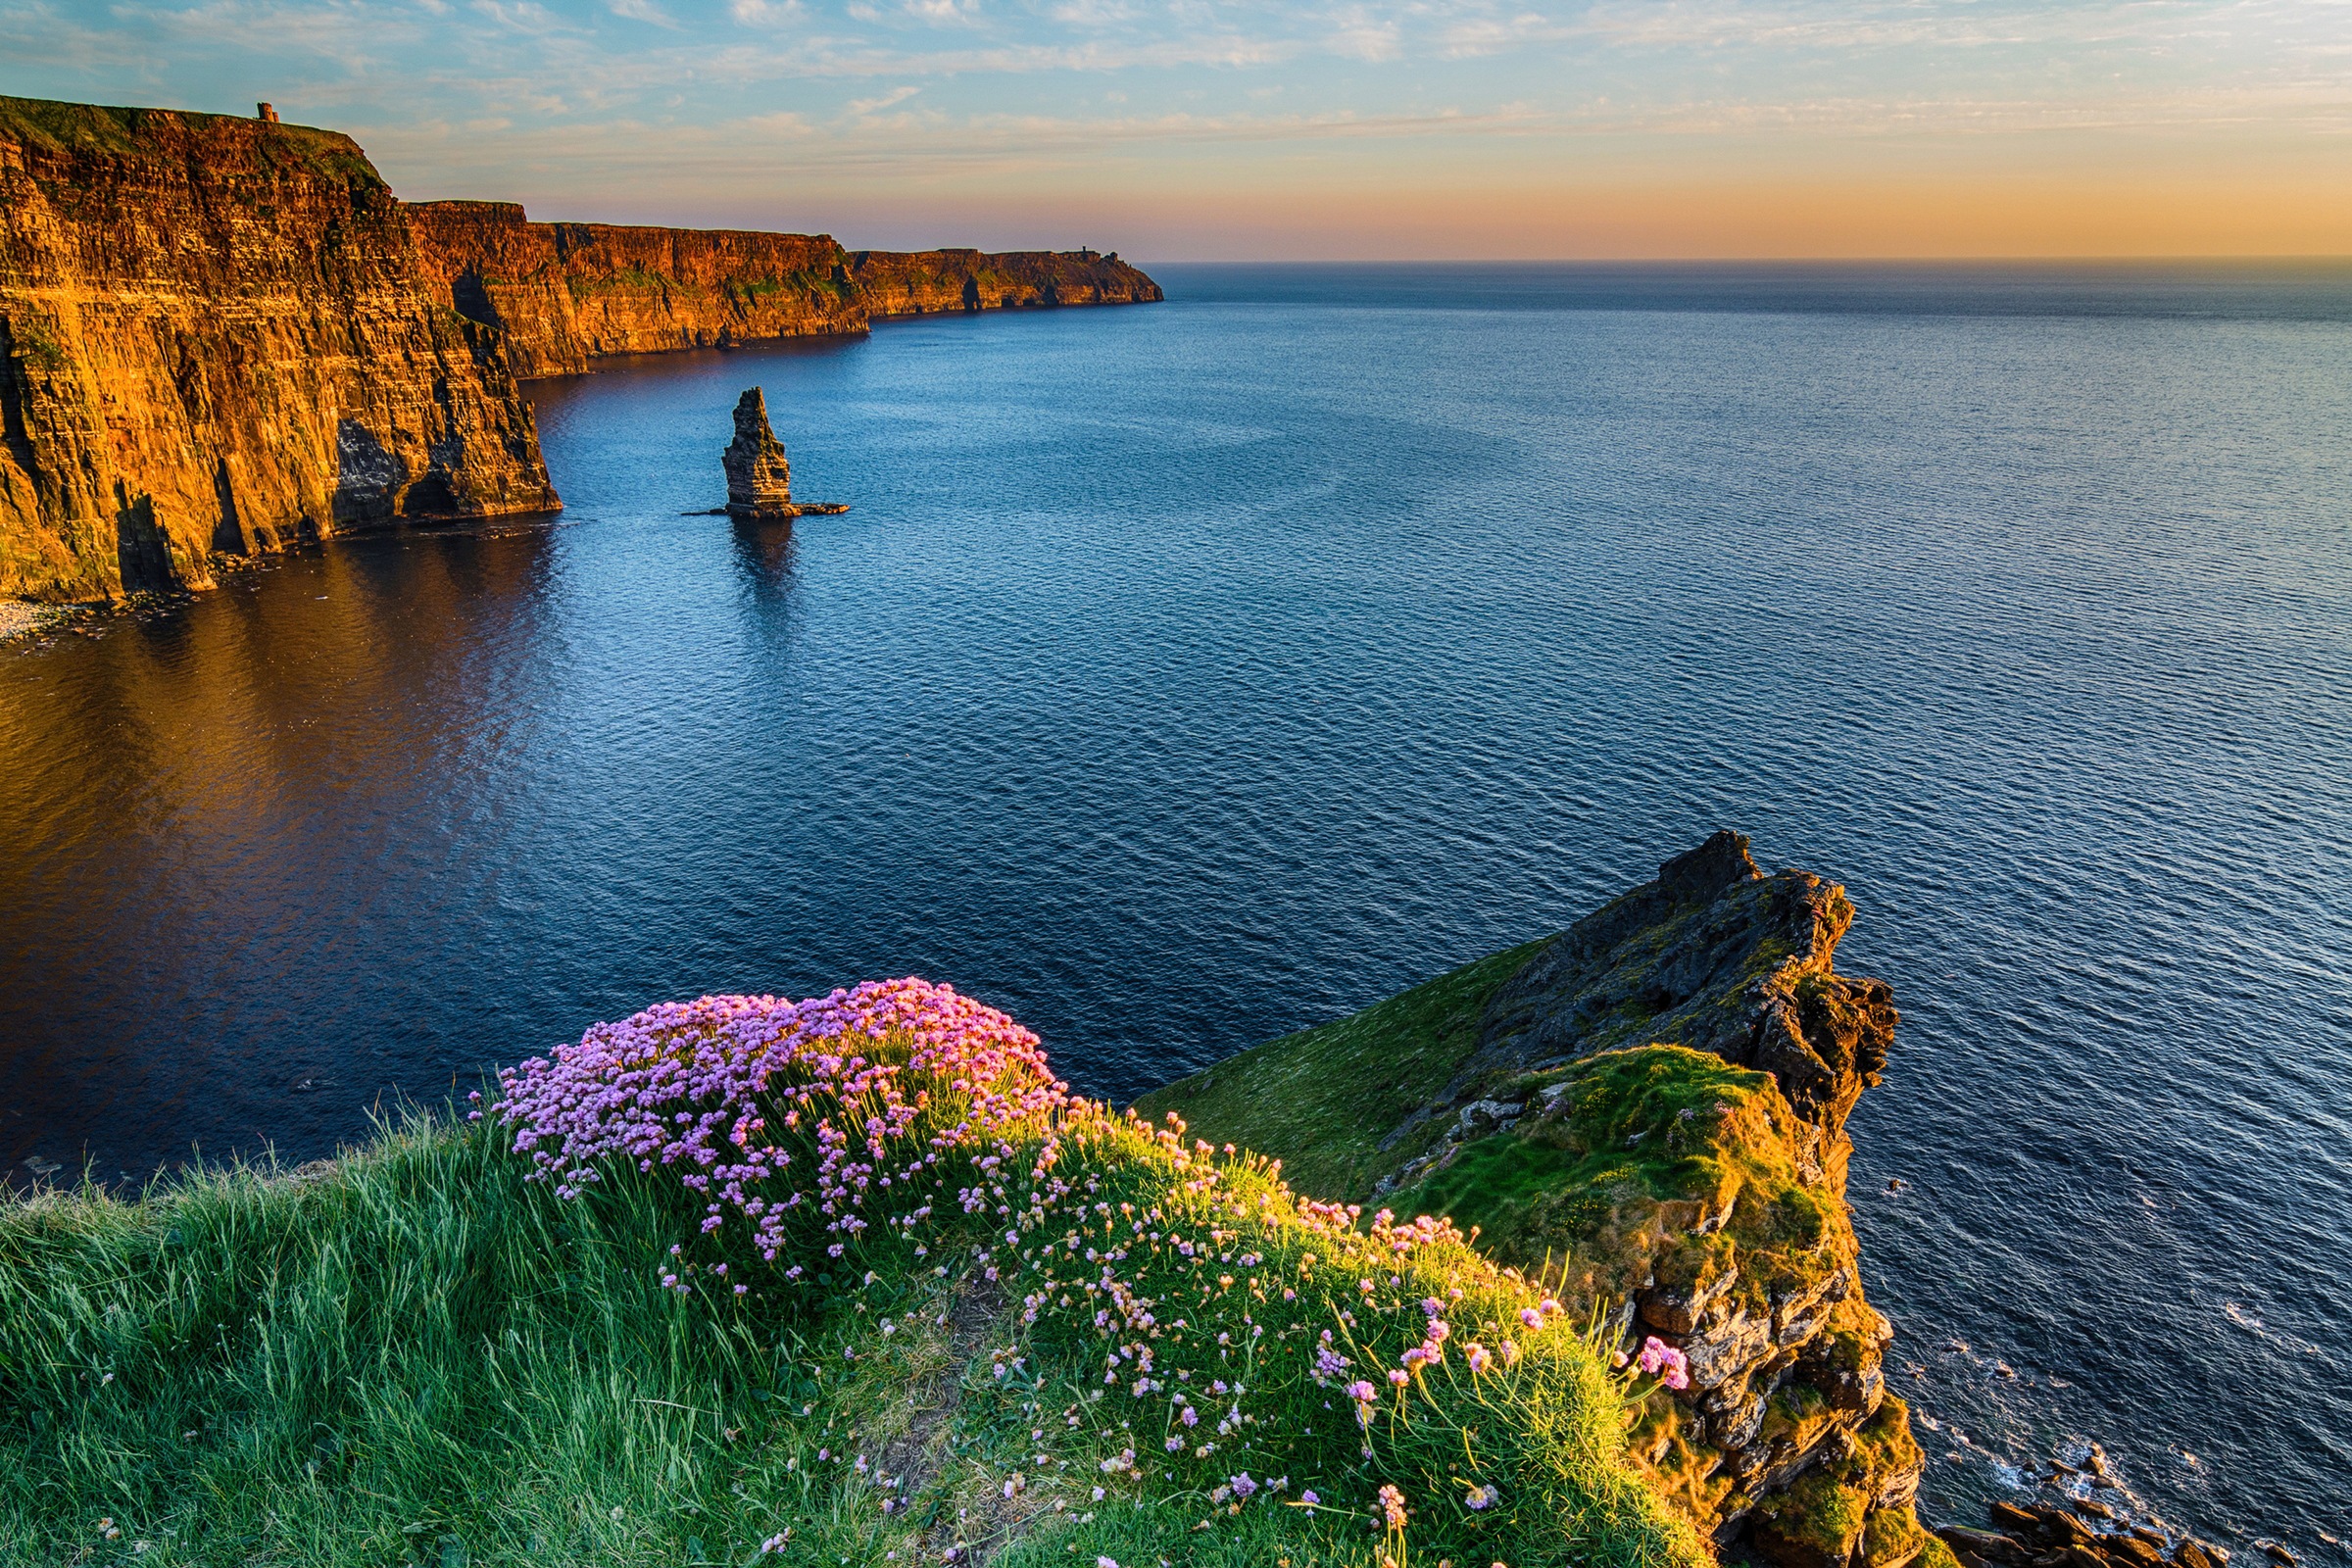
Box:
xmin=730 ymin=514 xmax=800 ymax=607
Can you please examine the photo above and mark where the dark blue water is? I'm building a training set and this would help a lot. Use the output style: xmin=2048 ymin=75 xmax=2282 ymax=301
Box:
xmin=4 ymin=264 xmax=2348 ymax=1547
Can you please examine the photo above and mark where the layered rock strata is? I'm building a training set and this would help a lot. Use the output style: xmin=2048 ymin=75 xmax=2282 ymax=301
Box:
xmin=0 ymin=96 xmax=558 ymax=603
xmin=1944 ymin=1496 xmax=2235 ymax=1568
xmin=723 ymin=388 xmax=794 ymax=517
xmin=1142 ymin=832 xmax=1938 ymax=1568
xmin=407 ymin=203 xmax=1164 ymax=379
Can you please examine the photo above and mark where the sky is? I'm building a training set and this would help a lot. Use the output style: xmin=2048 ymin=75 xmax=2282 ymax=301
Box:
xmin=4 ymin=0 xmax=2349 ymax=258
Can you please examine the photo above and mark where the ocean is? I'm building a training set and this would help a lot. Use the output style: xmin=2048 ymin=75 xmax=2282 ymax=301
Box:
xmin=3 ymin=263 xmax=2347 ymax=1545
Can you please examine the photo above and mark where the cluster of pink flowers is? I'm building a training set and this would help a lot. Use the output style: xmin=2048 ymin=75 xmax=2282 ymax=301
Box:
xmin=489 ymin=979 xmax=1068 ymax=1282
xmin=1638 ymin=1334 xmax=1692 ymax=1391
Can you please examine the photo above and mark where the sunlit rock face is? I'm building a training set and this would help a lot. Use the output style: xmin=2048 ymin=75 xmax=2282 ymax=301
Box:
xmin=404 ymin=203 xmax=1165 ymax=378
xmin=0 ymin=95 xmax=558 ymax=603
xmin=722 ymin=389 xmax=794 ymax=519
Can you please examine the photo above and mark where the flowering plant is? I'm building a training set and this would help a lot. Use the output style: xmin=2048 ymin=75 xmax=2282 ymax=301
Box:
xmin=488 ymin=979 xmax=1067 ymax=1284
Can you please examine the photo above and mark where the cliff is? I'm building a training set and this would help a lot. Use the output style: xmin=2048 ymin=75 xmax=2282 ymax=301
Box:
xmin=0 ymin=94 xmax=1163 ymax=607
xmin=404 ymin=201 xmax=864 ymax=378
xmin=0 ymin=97 xmax=558 ymax=604
xmin=1139 ymin=832 xmax=1945 ymax=1568
xmin=406 ymin=201 xmax=1164 ymax=378
xmin=849 ymin=247 xmax=1164 ymax=318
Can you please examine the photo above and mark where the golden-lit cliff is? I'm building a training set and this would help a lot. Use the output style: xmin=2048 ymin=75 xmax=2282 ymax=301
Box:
xmin=404 ymin=202 xmax=1163 ymax=378
xmin=0 ymin=97 xmax=559 ymax=603
xmin=0 ymin=95 xmax=1163 ymax=605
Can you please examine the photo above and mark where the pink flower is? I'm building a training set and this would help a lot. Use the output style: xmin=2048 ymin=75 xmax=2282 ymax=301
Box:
xmin=1465 ymin=1344 xmax=1494 ymax=1374
xmin=1519 ymin=1307 xmax=1544 ymax=1329
xmin=1379 ymin=1484 xmax=1408 ymax=1530
xmin=1638 ymin=1335 xmax=1691 ymax=1390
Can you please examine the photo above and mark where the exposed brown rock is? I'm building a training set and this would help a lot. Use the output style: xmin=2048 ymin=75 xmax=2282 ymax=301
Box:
xmin=2 ymin=93 xmax=1162 ymax=606
xmin=0 ymin=96 xmax=559 ymax=603
xmin=850 ymin=247 xmax=1163 ymax=318
xmin=723 ymin=388 xmax=793 ymax=518
xmin=405 ymin=202 xmax=863 ymax=378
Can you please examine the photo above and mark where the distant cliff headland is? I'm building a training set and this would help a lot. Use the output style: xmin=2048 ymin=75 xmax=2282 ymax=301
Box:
xmin=0 ymin=95 xmax=1161 ymax=605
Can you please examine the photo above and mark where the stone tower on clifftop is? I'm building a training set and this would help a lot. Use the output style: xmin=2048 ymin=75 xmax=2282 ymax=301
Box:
xmin=722 ymin=389 xmax=792 ymax=518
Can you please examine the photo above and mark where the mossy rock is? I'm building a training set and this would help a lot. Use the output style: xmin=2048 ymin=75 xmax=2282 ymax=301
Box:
xmin=1389 ymin=1045 xmax=1856 ymax=1313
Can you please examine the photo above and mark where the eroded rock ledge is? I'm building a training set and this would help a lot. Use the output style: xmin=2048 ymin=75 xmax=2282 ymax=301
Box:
xmin=1140 ymin=831 xmax=1938 ymax=1568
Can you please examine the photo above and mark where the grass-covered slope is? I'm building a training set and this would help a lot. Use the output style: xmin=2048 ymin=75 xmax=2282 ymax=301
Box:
xmin=2 ymin=1101 xmax=1705 ymax=1567
xmin=1132 ymin=940 xmax=1548 ymax=1200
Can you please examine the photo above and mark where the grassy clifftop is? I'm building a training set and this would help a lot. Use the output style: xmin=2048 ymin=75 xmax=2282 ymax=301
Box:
xmin=1 ymin=1021 xmax=1704 ymax=1568
xmin=1133 ymin=939 xmax=1547 ymax=1201
xmin=2 ymin=835 xmax=1929 ymax=1568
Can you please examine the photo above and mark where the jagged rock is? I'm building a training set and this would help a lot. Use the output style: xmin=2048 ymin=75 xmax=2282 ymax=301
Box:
xmin=1470 ymin=828 xmax=1895 ymax=1141
xmin=1456 ymin=1099 xmax=1524 ymax=1135
xmin=722 ymin=388 xmax=793 ymax=518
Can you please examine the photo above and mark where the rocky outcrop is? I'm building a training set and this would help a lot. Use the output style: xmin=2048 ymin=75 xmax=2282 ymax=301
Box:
xmin=723 ymin=388 xmax=793 ymax=517
xmin=1139 ymin=831 xmax=1939 ymax=1568
xmin=0 ymin=96 xmax=558 ymax=603
xmin=407 ymin=204 xmax=1164 ymax=378
xmin=1382 ymin=832 xmax=1927 ymax=1564
xmin=1943 ymin=1495 xmax=2235 ymax=1568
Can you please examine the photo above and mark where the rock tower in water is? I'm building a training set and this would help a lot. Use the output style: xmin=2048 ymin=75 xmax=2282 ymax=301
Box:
xmin=721 ymin=389 xmax=793 ymax=518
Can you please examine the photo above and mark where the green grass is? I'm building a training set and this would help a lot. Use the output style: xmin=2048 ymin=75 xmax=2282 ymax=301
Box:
xmin=2 ymin=1105 xmax=1707 ymax=1568
xmin=1134 ymin=940 xmax=1548 ymax=1200
xmin=0 ymin=94 xmax=383 ymax=189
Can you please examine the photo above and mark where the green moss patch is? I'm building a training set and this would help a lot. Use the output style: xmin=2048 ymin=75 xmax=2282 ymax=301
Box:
xmin=1387 ymin=1047 xmax=1848 ymax=1313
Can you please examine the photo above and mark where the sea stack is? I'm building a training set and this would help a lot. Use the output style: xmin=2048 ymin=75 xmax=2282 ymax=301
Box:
xmin=722 ymin=388 xmax=793 ymax=518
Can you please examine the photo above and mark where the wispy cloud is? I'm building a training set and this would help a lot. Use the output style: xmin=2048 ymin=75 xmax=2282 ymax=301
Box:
xmin=607 ymin=0 xmax=678 ymax=27
xmin=3 ymin=0 xmax=2342 ymax=252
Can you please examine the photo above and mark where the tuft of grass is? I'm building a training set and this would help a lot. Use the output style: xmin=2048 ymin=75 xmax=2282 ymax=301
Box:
xmin=1133 ymin=940 xmax=1548 ymax=1200
xmin=0 ymin=1113 xmax=820 ymax=1566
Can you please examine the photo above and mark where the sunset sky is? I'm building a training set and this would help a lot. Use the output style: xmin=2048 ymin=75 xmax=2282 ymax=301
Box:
xmin=4 ymin=0 xmax=2347 ymax=258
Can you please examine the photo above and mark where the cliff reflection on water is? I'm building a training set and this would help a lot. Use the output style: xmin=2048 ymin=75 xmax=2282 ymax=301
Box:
xmin=3 ymin=266 xmax=2350 ymax=1549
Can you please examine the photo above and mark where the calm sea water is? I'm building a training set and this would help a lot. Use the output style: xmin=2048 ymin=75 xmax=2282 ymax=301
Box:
xmin=3 ymin=264 xmax=2348 ymax=1544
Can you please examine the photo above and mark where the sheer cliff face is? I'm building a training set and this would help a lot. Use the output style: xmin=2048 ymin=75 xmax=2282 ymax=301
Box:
xmin=407 ymin=202 xmax=1165 ymax=378
xmin=406 ymin=203 xmax=864 ymax=378
xmin=0 ymin=98 xmax=558 ymax=603
xmin=849 ymin=247 xmax=1165 ymax=318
